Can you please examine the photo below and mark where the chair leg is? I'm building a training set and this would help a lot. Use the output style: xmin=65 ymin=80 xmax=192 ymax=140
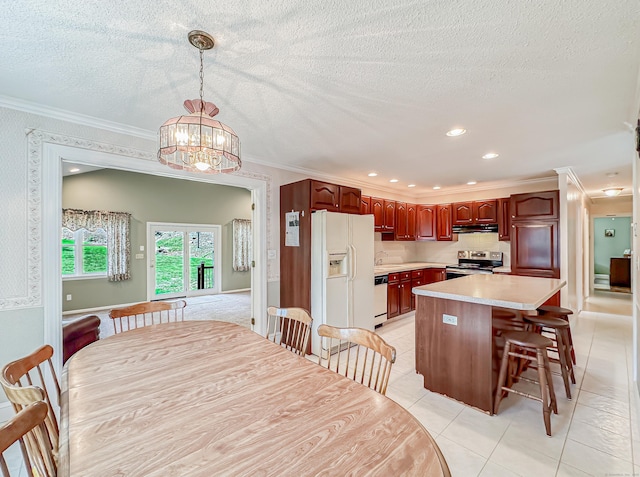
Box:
xmin=494 ymin=341 xmax=511 ymax=414
xmin=542 ymin=351 xmax=558 ymax=415
xmin=536 ymin=349 xmax=552 ymax=436
xmin=562 ymin=328 xmax=576 ymax=383
xmin=554 ymin=329 xmax=572 ymax=400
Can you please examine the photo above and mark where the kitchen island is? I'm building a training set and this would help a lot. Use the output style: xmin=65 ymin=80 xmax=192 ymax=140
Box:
xmin=413 ymin=274 xmax=566 ymax=414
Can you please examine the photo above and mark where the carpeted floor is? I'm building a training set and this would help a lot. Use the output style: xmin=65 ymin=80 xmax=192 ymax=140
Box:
xmin=64 ymin=291 xmax=252 ymax=340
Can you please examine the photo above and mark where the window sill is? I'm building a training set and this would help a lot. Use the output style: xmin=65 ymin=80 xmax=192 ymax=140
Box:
xmin=62 ymin=274 xmax=107 ymax=281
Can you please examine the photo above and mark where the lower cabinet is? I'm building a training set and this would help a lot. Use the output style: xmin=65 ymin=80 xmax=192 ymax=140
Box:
xmin=389 ymin=268 xmax=446 ymax=317
xmin=388 ymin=272 xmax=412 ymax=318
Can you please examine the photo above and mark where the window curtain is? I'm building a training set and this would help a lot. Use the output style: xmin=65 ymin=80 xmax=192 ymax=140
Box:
xmin=62 ymin=208 xmax=131 ymax=281
xmin=232 ymin=219 xmax=252 ymax=272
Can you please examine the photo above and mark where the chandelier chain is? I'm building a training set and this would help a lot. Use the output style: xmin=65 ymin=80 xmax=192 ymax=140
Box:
xmin=199 ymin=48 xmax=205 ymax=113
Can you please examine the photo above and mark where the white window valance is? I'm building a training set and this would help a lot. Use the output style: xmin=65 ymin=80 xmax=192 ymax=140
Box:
xmin=62 ymin=209 xmax=131 ymax=282
xmin=232 ymin=219 xmax=252 ymax=272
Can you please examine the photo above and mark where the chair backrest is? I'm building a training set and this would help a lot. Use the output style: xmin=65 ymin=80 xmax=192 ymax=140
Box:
xmin=108 ymin=300 xmax=187 ymax=334
xmin=317 ymin=324 xmax=396 ymax=395
xmin=266 ymin=307 xmax=313 ymax=356
xmin=1 ymin=346 xmax=60 ymax=453
xmin=0 ymin=401 xmax=56 ymax=477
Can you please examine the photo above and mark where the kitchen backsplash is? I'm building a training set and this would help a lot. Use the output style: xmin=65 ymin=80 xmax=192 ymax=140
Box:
xmin=374 ymin=233 xmax=511 ymax=267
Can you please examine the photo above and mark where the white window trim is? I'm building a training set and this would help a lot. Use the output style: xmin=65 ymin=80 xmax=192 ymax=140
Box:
xmin=62 ymin=228 xmax=108 ymax=279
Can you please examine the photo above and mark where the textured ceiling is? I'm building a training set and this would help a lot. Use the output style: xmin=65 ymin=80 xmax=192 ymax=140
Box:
xmin=3 ymin=1 xmax=640 ymax=198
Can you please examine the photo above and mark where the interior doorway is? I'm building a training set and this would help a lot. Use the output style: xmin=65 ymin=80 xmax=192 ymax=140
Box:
xmin=593 ymin=216 xmax=632 ymax=293
xmin=39 ymin=134 xmax=269 ymax=376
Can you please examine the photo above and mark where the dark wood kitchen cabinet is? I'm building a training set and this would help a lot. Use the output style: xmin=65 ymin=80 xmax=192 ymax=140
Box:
xmin=360 ymin=195 xmax=371 ymax=215
xmin=498 ymin=197 xmax=510 ymax=241
xmin=372 ymin=197 xmax=395 ymax=232
xmin=473 ymin=200 xmax=498 ymax=223
xmin=410 ymin=269 xmax=425 ymax=311
xmin=452 ymin=202 xmax=473 ymax=225
xmin=388 ymin=271 xmax=412 ymax=318
xmin=416 ymin=205 xmax=436 ymax=241
xmin=394 ymin=202 xmax=416 ymax=240
xmin=339 ymin=185 xmax=362 ymax=214
xmin=452 ymin=200 xmax=497 ymax=225
xmin=436 ymin=204 xmax=454 ymax=241
xmin=297 ymin=179 xmax=362 ymax=214
xmin=510 ymin=190 xmax=560 ymax=279
xmin=510 ymin=190 xmax=558 ymax=221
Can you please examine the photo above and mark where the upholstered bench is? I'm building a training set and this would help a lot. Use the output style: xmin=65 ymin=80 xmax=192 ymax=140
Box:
xmin=62 ymin=315 xmax=101 ymax=363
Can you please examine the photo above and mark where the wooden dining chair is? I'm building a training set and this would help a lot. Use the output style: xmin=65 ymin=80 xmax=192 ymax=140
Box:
xmin=266 ymin=307 xmax=313 ymax=356
xmin=108 ymin=299 xmax=187 ymax=334
xmin=0 ymin=401 xmax=56 ymax=477
xmin=317 ymin=324 xmax=396 ymax=395
xmin=1 ymin=345 xmax=60 ymax=456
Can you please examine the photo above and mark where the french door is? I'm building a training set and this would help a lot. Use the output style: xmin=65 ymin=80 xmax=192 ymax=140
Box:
xmin=147 ymin=223 xmax=221 ymax=300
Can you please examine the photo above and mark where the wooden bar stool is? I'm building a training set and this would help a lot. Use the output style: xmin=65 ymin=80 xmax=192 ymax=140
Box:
xmin=524 ymin=315 xmax=575 ymax=399
xmin=537 ymin=305 xmax=576 ymax=365
xmin=494 ymin=331 xmax=557 ymax=436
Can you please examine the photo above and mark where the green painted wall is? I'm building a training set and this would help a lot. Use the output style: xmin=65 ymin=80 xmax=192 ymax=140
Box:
xmin=62 ymin=169 xmax=251 ymax=311
xmin=594 ymin=217 xmax=631 ymax=275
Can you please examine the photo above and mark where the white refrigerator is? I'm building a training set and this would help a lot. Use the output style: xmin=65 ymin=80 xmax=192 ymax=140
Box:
xmin=310 ymin=210 xmax=375 ymax=356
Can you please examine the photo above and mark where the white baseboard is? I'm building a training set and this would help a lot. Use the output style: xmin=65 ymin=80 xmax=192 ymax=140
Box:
xmin=0 ymin=402 xmax=13 ymax=424
xmin=221 ymin=288 xmax=251 ymax=294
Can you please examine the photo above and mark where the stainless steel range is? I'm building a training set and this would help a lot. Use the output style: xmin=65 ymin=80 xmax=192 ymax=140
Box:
xmin=445 ymin=251 xmax=503 ymax=279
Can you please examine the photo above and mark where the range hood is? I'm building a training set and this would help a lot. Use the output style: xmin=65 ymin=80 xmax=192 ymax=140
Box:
xmin=452 ymin=223 xmax=499 ymax=234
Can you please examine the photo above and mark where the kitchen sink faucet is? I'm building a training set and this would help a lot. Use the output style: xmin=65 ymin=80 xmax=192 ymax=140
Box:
xmin=375 ymin=251 xmax=388 ymax=265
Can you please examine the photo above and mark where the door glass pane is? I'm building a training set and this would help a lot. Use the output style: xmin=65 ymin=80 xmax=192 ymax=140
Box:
xmin=189 ymin=231 xmax=214 ymax=291
xmin=82 ymin=229 xmax=107 ymax=273
xmin=62 ymin=228 xmax=75 ymax=275
xmin=155 ymin=231 xmax=184 ymax=295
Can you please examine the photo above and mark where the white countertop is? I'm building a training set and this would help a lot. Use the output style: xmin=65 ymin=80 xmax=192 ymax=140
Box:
xmin=412 ymin=274 xmax=566 ymax=310
xmin=374 ymin=262 xmax=449 ymax=276
xmin=492 ymin=266 xmax=512 ymax=274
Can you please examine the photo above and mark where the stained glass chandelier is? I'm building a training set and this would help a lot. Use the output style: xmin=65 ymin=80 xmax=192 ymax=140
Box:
xmin=158 ymin=30 xmax=241 ymax=174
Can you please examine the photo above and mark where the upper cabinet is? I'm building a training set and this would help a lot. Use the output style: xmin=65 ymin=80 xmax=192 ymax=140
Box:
xmin=360 ymin=195 xmax=371 ymax=215
xmin=394 ymin=202 xmax=416 ymax=240
xmin=308 ymin=180 xmax=361 ymax=214
xmin=339 ymin=185 xmax=362 ymax=214
xmin=436 ymin=204 xmax=454 ymax=241
xmin=416 ymin=205 xmax=436 ymax=241
xmin=284 ymin=179 xmax=362 ymax=215
xmin=510 ymin=190 xmax=558 ymax=221
xmin=452 ymin=200 xmax=497 ymax=225
xmin=498 ymin=198 xmax=510 ymax=241
xmin=309 ymin=180 xmax=340 ymax=212
xmin=509 ymin=190 xmax=560 ymax=279
xmin=372 ymin=197 xmax=395 ymax=232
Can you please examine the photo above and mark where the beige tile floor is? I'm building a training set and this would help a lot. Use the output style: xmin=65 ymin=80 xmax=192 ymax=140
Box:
xmin=375 ymin=290 xmax=638 ymax=477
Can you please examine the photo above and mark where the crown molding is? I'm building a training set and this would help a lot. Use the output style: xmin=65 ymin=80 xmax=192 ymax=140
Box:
xmin=0 ymin=95 xmax=156 ymax=141
xmin=554 ymin=166 xmax=593 ymax=203
xmin=245 ymin=155 xmax=560 ymax=200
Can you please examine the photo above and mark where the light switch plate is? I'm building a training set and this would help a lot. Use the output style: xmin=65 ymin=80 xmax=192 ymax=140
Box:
xmin=443 ymin=314 xmax=458 ymax=326
xmin=135 ymin=253 xmax=144 ymax=259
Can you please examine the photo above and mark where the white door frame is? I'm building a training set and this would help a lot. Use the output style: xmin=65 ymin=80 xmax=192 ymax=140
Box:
xmin=147 ymin=222 xmax=222 ymax=299
xmin=41 ymin=137 xmax=268 ymax=377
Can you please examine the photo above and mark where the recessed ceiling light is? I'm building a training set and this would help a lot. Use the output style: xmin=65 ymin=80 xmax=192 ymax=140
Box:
xmin=69 ymin=168 xmax=80 ymax=173
xmin=446 ymin=128 xmax=466 ymax=137
xmin=389 ymin=179 xmax=399 ymax=183
xmin=467 ymin=181 xmax=477 ymax=185
xmin=368 ymin=172 xmax=378 ymax=177
xmin=408 ymin=184 xmax=416 ymax=188
xmin=482 ymin=153 xmax=499 ymax=159
xmin=603 ymin=187 xmax=623 ymax=196
xmin=433 ymin=186 xmax=441 ymax=190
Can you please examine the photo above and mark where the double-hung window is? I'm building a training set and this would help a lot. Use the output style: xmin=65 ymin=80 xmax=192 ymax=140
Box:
xmin=62 ymin=227 xmax=108 ymax=278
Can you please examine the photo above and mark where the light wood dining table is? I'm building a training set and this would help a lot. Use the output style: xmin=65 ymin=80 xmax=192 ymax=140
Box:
xmin=59 ymin=320 xmax=449 ymax=476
